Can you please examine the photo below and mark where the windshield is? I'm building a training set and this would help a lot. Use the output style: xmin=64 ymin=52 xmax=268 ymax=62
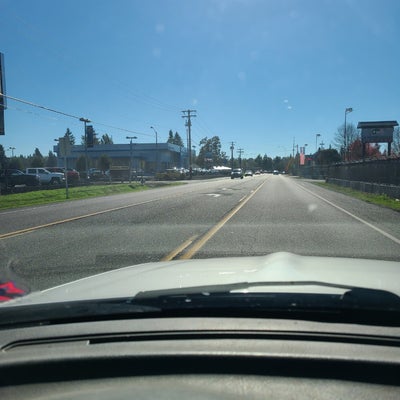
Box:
xmin=0 ymin=0 xmax=399 ymax=323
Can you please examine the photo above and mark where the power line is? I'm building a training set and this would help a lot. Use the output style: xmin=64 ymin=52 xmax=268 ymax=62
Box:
xmin=0 ymin=93 xmax=80 ymax=120
xmin=0 ymin=92 xmax=152 ymax=139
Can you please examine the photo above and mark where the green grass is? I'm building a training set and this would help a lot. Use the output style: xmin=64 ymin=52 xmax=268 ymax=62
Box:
xmin=0 ymin=182 xmax=183 ymax=210
xmin=312 ymin=182 xmax=400 ymax=212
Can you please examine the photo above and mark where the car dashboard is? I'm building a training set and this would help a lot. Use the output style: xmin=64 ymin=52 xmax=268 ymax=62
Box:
xmin=1 ymin=316 xmax=400 ymax=399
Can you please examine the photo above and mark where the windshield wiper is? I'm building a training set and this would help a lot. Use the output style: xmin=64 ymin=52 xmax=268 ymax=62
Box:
xmin=133 ymin=281 xmax=400 ymax=326
xmin=136 ymin=280 xmax=400 ymax=306
xmin=1 ymin=281 xmax=399 ymax=329
xmin=0 ymin=300 xmax=161 ymax=329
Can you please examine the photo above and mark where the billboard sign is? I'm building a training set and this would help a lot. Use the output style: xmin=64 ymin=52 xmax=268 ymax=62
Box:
xmin=358 ymin=121 xmax=398 ymax=144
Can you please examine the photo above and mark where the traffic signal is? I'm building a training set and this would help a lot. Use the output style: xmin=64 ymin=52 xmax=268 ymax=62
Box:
xmin=86 ymin=125 xmax=94 ymax=148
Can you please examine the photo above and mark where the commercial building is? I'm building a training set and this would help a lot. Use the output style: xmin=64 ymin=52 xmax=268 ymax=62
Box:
xmin=54 ymin=142 xmax=191 ymax=173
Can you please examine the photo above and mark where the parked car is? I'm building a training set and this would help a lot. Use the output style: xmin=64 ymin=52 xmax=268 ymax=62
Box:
xmin=25 ymin=168 xmax=65 ymax=185
xmin=231 ymin=168 xmax=244 ymax=179
xmin=88 ymin=168 xmax=105 ymax=180
xmin=0 ymin=169 xmax=40 ymax=190
xmin=47 ymin=167 xmax=80 ymax=183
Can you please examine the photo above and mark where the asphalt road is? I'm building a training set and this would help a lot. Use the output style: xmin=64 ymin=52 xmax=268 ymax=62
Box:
xmin=1 ymin=174 xmax=400 ymax=291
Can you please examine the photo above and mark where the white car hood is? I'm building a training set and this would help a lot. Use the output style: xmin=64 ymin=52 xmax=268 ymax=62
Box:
xmin=5 ymin=252 xmax=400 ymax=306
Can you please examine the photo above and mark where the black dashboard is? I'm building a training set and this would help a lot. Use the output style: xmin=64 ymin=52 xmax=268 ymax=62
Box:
xmin=1 ymin=317 xmax=400 ymax=399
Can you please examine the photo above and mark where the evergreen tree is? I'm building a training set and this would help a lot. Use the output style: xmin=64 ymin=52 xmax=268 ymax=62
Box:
xmin=64 ymin=128 xmax=75 ymax=145
xmin=0 ymin=144 xmax=6 ymax=169
xmin=31 ymin=148 xmax=44 ymax=167
xmin=173 ymin=132 xmax=184 ymax=147
xmin=100 ymin=133 xmax=113 ymax=145
xmin=46 ymin=150 xmax=58 ymax=167
xmin=167 ymin=130 xmax=174 ymax=144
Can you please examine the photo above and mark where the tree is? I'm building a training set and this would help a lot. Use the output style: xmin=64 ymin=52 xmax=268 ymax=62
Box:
xmin=81 ymin=127 xmax=100 ymax=146
xmin=0 ymin=144 xmax=6 ymax=169
xmin=64 ymin=128 xmax=75 ymax=145
xmin=166 ymin=130 xmax=184 ymax=147
xmin=254 ymin=154 xmax=263 ymax=169
xmin=8 ymin=156 xmax=24 ymax=170
xmin=100 ymin=133 xmax=113 ymax=145
xmin=173 ymin=132 xmax=184 ymax=147
xmin=46 ymin=151 xmax=58 ymax=167
xmin=272 ymin=156 xmax=284 ymax=171
xmin=348 ymin=139 xmax=381 ymax=160
xmin=262 ymin=154 xmax=273 ymax=171
xmin=98 ymin=154 xmax=111 ymax=171
xmin=167 ymin=130 xmax=174 ymax=144
xmin=393 ymin=127 xmax=400 ymax=156
xmin=315 ymin=149 xmax=341 ymax=165
xmin=333 ymin=122 xmax=359 ymax=157
xmin=197 ymin=136 xmax=223 ymax=167
xmin=30 ymin=148 xmax=44 ymax=167
xmin=76 ymin=155 xmax=87 ymax=172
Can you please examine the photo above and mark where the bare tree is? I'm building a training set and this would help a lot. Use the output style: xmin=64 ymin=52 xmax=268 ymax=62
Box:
xmin=332 ymin=122 xmax=359 ymax=157
xmin=393 ymin=127 xmax=400 ymax=156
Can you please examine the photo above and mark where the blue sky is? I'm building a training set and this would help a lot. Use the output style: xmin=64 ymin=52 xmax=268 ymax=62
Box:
xmin=0 ymin=0 xmax=399 ymax=159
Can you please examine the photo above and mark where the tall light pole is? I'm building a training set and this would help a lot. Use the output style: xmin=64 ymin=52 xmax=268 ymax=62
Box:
xmin=126 ymin=136 xmax=137 ymax=183
xmin=315 ymin=134 xmax=321 ymax=153
xmin=344 ymin=107 xmax=353 ymax=161
xmin=150 ymin=126 xmax=158 ymax=173
xmin=79 ymin=117 xmax=91 ymax=180
xmin=7 ymin=146 xmax=15 ymax=157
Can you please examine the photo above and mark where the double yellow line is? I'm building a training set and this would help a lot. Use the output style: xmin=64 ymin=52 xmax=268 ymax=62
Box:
xmin=162 ymin=180 xmax=266 ymax=261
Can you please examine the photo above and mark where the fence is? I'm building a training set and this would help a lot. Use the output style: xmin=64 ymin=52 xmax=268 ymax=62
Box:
xmin=296 ymin=158 xmax=400 ymax=198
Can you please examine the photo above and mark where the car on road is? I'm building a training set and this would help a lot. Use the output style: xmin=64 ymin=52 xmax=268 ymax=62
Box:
xmin=230 ymin=168 xmax=244 ymax=179
xmin=273 ymin=170 xmax=279 ymax=175
xmin=244 ymin=170 xmax=253 ymax=177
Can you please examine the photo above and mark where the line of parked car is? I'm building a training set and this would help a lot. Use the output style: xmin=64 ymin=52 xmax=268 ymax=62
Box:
xmin=0 ymin=167 xmax=81 ymax=193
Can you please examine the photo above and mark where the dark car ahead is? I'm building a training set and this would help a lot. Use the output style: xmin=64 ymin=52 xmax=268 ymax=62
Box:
xmin=231 ymin=168 xmax=244 ymax=179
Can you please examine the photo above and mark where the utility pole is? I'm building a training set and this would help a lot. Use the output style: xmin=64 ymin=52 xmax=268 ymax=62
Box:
xmin=229 ymin=141 xmax=235 ymax=169
xmin=237 ymin=148 xmax=244 ymax=169
xmin=292 ymin=137 xmax=295 ymax=158
xmin=182 ymin=109 xmax=196 ymax=179
xmin=79 ymin=117 xmax=91 ymax=181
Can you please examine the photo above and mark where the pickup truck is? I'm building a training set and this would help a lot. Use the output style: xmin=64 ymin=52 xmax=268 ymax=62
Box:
xmin=0 ymin=169 xmax=41 ymax=191
xmin=25 ymin=168 xmax=65 ymax=185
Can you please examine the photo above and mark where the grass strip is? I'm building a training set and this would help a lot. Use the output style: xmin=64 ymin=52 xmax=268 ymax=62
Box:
xmin=312 ymin=181 xmax=400 ymax=212
xmin=0 ymin=182 xmax=182 ymax=210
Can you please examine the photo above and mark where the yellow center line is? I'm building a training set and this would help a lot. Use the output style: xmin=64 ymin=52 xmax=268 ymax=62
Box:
xmin=160 ymin=235 xmax=199 ymax=261
xmin=179 ymin=181 xmax=266 ymax=260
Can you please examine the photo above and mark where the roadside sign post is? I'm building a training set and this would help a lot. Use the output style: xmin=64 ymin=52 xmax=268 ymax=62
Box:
xmin=58 ymin=137 xmax=71 ymax=199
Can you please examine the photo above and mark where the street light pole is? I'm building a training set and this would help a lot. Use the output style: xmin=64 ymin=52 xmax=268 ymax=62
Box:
xmin=344 ymin=107 xmax=353 ymax=161
xmin=315 ymin=134 xmax=321 ymax=153
xmin=126 ymin=136 xmax=137 ymax=183
xmin=7 ymin=146 xmax=15 ymax=157
xmin=79 ymin=117 xmax=91 ymax=180
xmin=150 ymin=126 xmax=158 ymax=173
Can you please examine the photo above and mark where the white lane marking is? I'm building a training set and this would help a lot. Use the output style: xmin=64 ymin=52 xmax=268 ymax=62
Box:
xmin=296 ymin=182 xmax=400 ymax=246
